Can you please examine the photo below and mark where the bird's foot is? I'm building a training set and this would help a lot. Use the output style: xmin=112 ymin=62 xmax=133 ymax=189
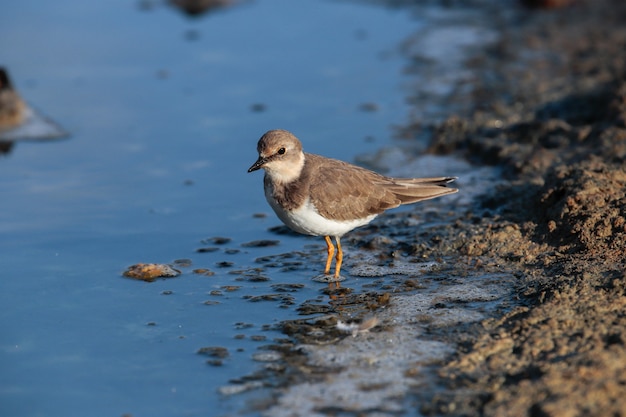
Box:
xmin=312 ymin=273 xmax=346 ymax=283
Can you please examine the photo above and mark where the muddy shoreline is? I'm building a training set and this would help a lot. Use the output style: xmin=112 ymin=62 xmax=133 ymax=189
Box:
xmin=400 ymin=0 xmax=626 ymax=415
xmin=236 ymin=1 xmax=626 ymax=415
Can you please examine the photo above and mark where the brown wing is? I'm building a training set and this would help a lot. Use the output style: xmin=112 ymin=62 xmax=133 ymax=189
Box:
xmin=306 ymin=153 xmax=458 ymax=221
xmin=307 ymin=154 xmax=403 ymax=221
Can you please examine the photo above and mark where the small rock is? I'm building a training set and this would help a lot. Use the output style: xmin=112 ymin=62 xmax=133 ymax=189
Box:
xmin=122 ymin=263 xmax=181 ymax=282
xmin=197 ymin=346 xmax=229 ymax=358
xmin=241 ymin=239 xmax=280 ymax=248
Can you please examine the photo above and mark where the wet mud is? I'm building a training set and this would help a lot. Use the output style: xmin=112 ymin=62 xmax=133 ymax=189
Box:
xmin=237 ymin=1 xmax=626 ymax=416
xmin=398 ymin=0 xmax=626 ymax=415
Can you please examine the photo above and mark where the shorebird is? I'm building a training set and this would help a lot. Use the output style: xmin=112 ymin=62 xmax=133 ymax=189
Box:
xmin=248 ymin=129 xmax=457 ymax=280
xmin=0 ymin=68 xmax=27 ymax=130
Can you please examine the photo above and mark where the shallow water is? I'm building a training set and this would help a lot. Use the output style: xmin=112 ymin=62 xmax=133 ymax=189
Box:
xmin=0 ymin=1 xmax=494 ymax=416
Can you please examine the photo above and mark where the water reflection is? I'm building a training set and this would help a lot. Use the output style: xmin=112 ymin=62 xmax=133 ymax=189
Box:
xmin=0 ymin=1 xmax=421 ymax=415
xmin=0 ymin=0 xmax=504 ymax=414
xmin=167 ymin=0 xmax=244 ymax=17
xmin=0 ymin=68 xmax=68 ymax=155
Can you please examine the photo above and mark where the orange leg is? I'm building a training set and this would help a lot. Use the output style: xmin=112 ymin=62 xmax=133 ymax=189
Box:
xmin=334 ymin=237 xmax=343 ymax=279
xmin=324 ymin=236 xmax=334 ymax=275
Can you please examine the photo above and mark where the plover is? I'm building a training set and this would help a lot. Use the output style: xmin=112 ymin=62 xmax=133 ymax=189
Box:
xmin=0 ymin=68 xmax=27 ymax=130
xmin=248 ymin=129 xmax=457 ymax=280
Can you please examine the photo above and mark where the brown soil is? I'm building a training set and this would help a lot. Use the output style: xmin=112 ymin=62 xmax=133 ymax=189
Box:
xmin=394 ymin=0 xmax=626 ymax=415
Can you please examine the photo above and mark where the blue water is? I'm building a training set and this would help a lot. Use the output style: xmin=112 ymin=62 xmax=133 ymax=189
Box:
xmin=0 ymin=1 xmax=426 ymax=416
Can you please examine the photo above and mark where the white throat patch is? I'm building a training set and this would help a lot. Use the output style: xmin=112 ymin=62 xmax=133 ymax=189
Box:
xmin=264 ymin=151 xmax=305 ymax=184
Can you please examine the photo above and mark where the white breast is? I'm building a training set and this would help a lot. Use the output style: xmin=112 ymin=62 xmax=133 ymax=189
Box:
xmin=265 ymin=193 xmax=377 ymax=237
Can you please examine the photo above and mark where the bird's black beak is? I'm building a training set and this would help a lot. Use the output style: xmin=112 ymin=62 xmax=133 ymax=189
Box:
xmin=247 ymin=156 xmax=267 ymax=173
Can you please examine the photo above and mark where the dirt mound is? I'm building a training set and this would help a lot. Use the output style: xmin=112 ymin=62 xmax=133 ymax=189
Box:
xmin=538 ymin=159 xmax=626 ymax=257
xmin=398 ymin=1 xmax=626 ymax=415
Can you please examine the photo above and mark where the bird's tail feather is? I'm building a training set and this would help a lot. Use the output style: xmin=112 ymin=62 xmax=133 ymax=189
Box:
xmin=385 ymin=177 xmax=458 ymax=204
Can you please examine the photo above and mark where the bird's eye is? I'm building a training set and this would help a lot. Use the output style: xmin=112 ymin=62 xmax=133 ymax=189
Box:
xmin=277 ymin=148 xmax=286 ymax=155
